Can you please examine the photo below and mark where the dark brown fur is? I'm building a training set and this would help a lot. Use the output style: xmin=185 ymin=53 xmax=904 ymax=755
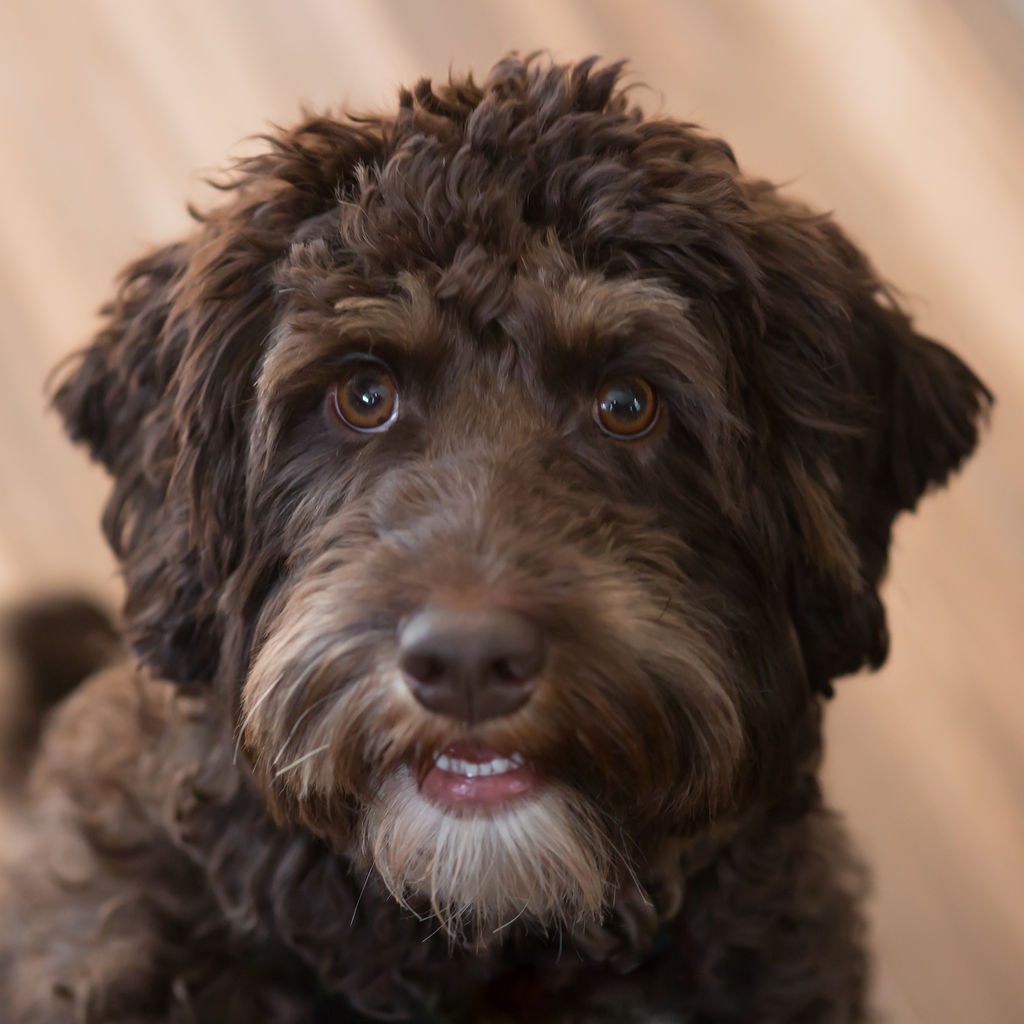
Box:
xmin=0 ymin=57 xmax=989 ymax=1022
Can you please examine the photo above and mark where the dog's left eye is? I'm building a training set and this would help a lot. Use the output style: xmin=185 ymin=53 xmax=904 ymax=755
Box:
xmin=594 ymin=376 xmax=659 ymax=439
xmin=332 ymin=361 xmax=399 ymax=433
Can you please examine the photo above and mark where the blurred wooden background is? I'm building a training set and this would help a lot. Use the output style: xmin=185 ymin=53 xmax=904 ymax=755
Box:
xmin=1 ymin=2 xmax=1021 ymax=1020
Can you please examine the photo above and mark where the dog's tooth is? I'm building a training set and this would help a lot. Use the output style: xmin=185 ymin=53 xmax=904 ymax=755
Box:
xmin=434 ymin=754 xmax=521 ymax=778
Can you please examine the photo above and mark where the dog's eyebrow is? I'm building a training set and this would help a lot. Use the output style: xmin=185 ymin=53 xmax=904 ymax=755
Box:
xmin=257 ymin=305 xmax=405 ymax=404
xmin=260 ymin=279 xmax=437 ymax=400
xmin=544 ymin=275 xmax=728 ymax=403
xmin=325 ymin=275 xmax=437 ymax=353
xmin=548 ymin=275 xmax=697 ymax=349
xmin=330 ymin=294 xmax=415 ymax=327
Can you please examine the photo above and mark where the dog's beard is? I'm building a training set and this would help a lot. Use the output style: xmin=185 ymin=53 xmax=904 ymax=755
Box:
xmin=242 ymin=528 xmax=745 ymax=948
xmin=361 ymin=767 xmax=614 ymax=946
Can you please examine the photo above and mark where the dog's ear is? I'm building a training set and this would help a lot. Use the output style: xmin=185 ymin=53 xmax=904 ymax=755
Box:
xmin=53 ymin=231 xmax=253 ymax=687
xmin=834 ymin=281 xmax=990 ymax=588
xmin=54 ymin=118 xmax=387 ymax=687
xmin=742 ymin=186 xmax=992 ymax=692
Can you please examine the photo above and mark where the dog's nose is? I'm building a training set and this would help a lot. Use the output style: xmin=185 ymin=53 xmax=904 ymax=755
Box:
xmin=398 ymin=607 xmax=544 ymax=724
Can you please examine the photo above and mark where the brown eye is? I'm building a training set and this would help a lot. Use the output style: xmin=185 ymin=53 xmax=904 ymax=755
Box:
xmin=332 ymin=362 xmax=399 ymax=432
xmin=594 ymin=376 xmax=658 ymax=438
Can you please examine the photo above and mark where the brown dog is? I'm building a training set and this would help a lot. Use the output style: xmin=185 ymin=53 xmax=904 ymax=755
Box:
xmin=0 ymin=57 xmax=989 ymax=1022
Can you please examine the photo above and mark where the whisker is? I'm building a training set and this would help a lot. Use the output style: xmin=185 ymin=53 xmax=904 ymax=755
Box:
xmin=274 ymin=691 xmax=340 ymax=765
xmin=239 ymin=670 xmax=287 ymax=734
xmin=350 ymin=865 xmax=374 ymax=927
xmin=492 ymin=903 xmax=528 ymax=934
xmin=234 ymin=671 xmax=293 ymax=766
xmin=273 ymin=743 xmax=331 ymax=777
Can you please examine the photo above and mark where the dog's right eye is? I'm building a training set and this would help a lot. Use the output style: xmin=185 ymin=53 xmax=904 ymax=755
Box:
xmin=594 ymin=375 xmax=659 ymax=439
xmin=331 ymin=361 xmax=399 ymax=433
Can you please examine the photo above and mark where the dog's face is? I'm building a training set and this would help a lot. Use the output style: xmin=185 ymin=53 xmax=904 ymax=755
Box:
xmin=54 ymin=59 xmax=989 ymax=941
xmin=239 ymin=260 xmax=759 ymax=938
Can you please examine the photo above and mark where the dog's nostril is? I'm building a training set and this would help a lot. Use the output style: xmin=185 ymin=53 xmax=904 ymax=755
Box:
xmin=402 ymin=653 xmax=446 ymax=687
xmin=398 ymin=607 xmax=545 ymax=724
xmin=491 ymin=655 xmax=535 ymax=684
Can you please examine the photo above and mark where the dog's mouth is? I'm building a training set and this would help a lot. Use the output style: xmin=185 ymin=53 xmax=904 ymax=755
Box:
xmin=417 ymin=741 xmax=541 ymax=809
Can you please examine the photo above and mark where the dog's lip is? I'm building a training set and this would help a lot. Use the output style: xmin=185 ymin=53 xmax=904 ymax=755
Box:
xmin=417 ymin=742 xmax=541 ymax=809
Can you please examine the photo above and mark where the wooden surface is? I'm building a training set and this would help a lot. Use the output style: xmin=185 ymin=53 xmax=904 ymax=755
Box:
xmin=1 ymin=3 xmax=1022 ymax=1020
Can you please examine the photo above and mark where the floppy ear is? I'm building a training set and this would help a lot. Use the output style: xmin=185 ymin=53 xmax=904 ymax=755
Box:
xmin=837 ymin=286 xmax=990 ymax=587
xmin=798 ymin=301 xmax=989 ymax=694
xmin=53 ymin=235 xmax=246 ymax=687
xmin=54 ymin=116 xmax=387 ymax=687
xmin=743 ymin=188 xmax=992 ymax=692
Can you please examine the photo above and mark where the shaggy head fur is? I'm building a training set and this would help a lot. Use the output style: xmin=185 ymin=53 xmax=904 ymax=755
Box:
xmin=41 ymin=55 xmax=988 ymax=1015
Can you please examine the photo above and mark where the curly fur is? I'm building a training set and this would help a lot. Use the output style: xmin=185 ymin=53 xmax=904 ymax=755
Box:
xmin=0 ymin=56 xmax=989 ymax=1022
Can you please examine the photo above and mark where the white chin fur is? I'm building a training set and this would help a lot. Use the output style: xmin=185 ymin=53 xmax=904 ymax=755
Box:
xmin=362 ymin=767 xmax=613 ymax=945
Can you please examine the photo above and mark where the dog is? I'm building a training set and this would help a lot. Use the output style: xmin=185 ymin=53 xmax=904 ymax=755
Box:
xmin=0 ymin=56 xmax=990 ymax=1022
